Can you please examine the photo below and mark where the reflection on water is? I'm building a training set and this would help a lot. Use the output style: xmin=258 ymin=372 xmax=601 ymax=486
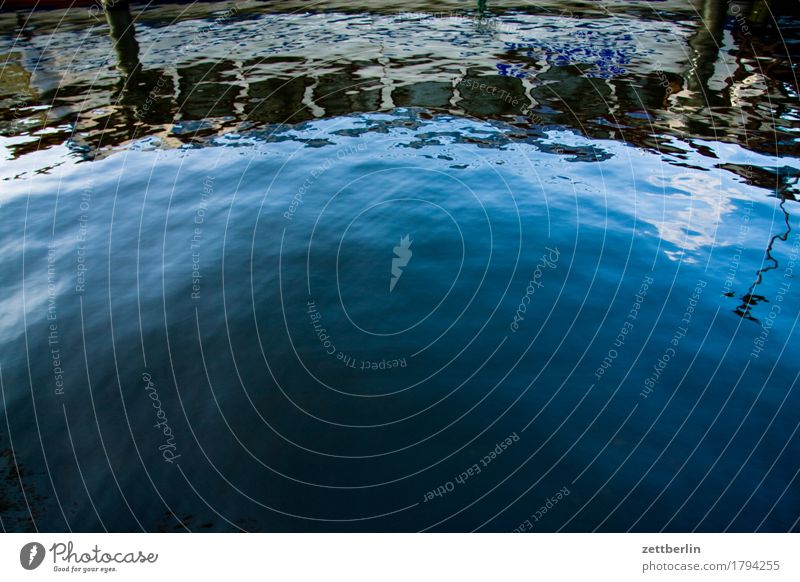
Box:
xmin=0 ymin=1 xmax=799 ymax=532
xmin=1 ymin=1 xmax=798 ymax=162
xmin=729 ymin=196 xmax=792 ymax=322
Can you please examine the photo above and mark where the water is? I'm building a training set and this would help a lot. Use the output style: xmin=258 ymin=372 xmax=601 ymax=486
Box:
xmin=1 ymin=1 xmax=799 ymax=532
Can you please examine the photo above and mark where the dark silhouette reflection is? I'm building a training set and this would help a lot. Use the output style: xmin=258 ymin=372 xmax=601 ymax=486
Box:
xmin=0 ymin=0 xmax=798 ymax=165
xmin=727 ymin=173 xmax=796 ymax=322
xmin=67 ymin=2 xmax=181 ymax=157
xmin=104 ymin=0 xmax=173 ymax=113
xmin=686 ymin=0 xmax=727 ymax=95
xmin=105 ymin=1 xmax=141 ymax=80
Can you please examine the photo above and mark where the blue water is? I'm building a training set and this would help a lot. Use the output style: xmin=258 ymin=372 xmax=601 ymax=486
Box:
xmin=1 ymin=2 xmax=799 ymax=532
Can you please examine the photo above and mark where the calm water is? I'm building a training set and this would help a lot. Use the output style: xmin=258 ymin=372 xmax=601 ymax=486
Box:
xmin=1 ymin=1 xmax=799 ymax=532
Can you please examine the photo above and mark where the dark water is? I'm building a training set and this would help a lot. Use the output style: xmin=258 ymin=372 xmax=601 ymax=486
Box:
xmin=1 ymin=0 xmax=799 ymax=532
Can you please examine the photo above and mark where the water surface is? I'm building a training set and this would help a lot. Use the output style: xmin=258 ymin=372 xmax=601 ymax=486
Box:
xmin=1 ymin=1 xmax=799 ymax=532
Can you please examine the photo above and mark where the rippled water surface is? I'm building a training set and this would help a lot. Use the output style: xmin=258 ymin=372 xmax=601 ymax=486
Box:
xmin=1 ymin=1 xmax=799 ymax=532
